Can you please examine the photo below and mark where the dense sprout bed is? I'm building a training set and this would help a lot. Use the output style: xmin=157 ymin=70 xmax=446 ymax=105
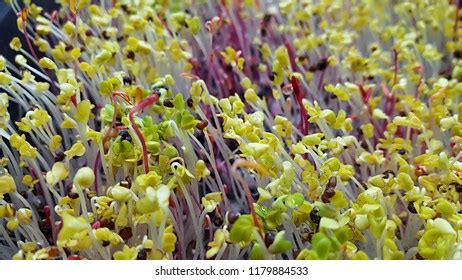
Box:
xmin=0 ymin=0 xmax=462 ymax=260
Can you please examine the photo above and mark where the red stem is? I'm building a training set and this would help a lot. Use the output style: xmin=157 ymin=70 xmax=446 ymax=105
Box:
xmin=379 ymin=83 xmax=395 ymax=139
xmin=23 ymin=30 xmax=39 ymax=63
xmin=284 ymin=41 xmax=299 ymax=73
xmin=156 ymin=12 xmax=174 ymax=37
xmin=291 ymin=76 xmax=309 ymax=136
xmin=112 ymin=91 xmax=132 ymax=104
xmin=358 ymin=84 xmax=372 ymax=104
xmin=129 ymin=93 xmax=159 ymax=174
xmin=18 ymin=9 xmax=39 ymax=63
xmin=242 ymin=183 xmax=262 ymax=237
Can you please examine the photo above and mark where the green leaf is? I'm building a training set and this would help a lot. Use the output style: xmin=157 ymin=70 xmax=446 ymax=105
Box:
xmin=186 ymin=16 xmax=201 ymax=35
xmin=265 ymin=210 xmax=282 ymax=230
xmin=311 ymin=232 xmax=331 ymax=260
xmin=313 ymin=202 xmax=336 ymax=218
xmin=254 ymin=204 xmax=270 ymax=218
xmin=268 ymin=231 xmax=292 ymax=254
xmin=369 ymin=216 xmax=387 ymax=239
xmin=256 ymin=187 xmax=272 ymax=203
xmin=319 ymin=217 xmax=340 ymax=231
xmin=272 ymin=195 xmax=288 ymax=211
xmin=229 ymin=215 xmax=254 ymax=243
xmin=285 ymin=193 xmax=304 ymax=208
xmin=161 ymin=142 xmax=179 ymax=158
xmin=142 ymin=116 xmax=153 ymax=127
xmin=101 ymin=104 xmax=114 ymax=124
xmin=250 ymin=243 xmax=265 ymax=260
xmin=146 ymin=141 xmax=160 ymax=154
xmin=353 ymin=251 xmax=369 ymax=260
xmin=173 ymin=94 xmax=185 ymax=110
xmin=334 ymin=226 xmax=349 ymax=244
xmin=397 ymin=172 xmax=414 ymax=191
xmin=180 ymin=112 xmax=198 ymax=130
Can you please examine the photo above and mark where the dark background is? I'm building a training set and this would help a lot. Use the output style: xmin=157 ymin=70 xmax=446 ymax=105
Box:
xmin=0 ymin=1 xmax=57 ymax=62
xmin=0 ymin=1 xmax=58 ymax=121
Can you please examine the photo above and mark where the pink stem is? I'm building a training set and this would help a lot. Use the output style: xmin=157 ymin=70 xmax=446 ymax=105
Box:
xmin=291 ymin=76 xmax=309 ymax=136
xmin=284 ymin=41 xmax=298 ymax=73
xmin=379 ymin=83 xmax=395 ymax=139
xmin=112 ymin=91 xmax=133 ymax=104
xmin=129 ymin=93 xmax=159 ymax=174
xmin=23 ymin=29 xmax=39 ymax=63
xmin=393 ymin=49 xmax=399 ymax=86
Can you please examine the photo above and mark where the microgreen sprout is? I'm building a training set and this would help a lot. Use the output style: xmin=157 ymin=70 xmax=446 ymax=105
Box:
xmin=102 ymin=91 xmax=133 ymax=145
xmin=291 ymin=76 xmax=309 ymax=136
xmin=128 ymin=92 xmax=159 ymax=174
xmin=0 ymin=0 xmax=462 ymax=261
